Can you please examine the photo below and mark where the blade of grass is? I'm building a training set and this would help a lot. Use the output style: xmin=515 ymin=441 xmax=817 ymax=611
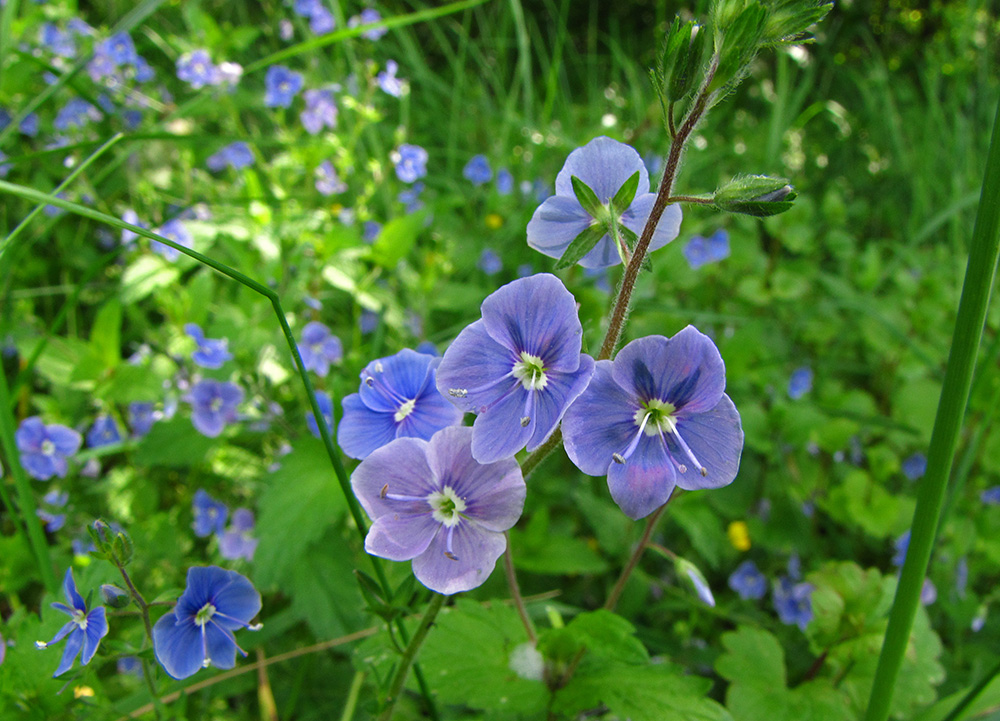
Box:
xmin=863 ymin=94 xmax=1000 ymax=721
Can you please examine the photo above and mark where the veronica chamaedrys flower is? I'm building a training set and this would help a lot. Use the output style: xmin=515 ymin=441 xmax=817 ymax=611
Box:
xmin=192 ymin=489 xmax=228 ymax=537
xmin=562 ymin=326 xmax=743 ymax=520
xmin=348 ymin=8 xmax=388 ymax=40
xmin=176 ymin=50 xmax=218 ymax=88
xmin=298 ymin=321 xmax=343 ymax=376
xmin=152 ymin=566 xmax=262 ymax=679
xmin=902 ymin=452 xmax=927 ymax=481
xmin=185 ymin=323 xmax=233 ymax=369
xmin=86 ymin=415 xmax=122 ymax=448
xmin=300 ymin=89 xmax=337 ymax=134
xmin=463 ymin=155 xmax=492 ymax=185
xmin=16 ymin=416 xmax=82 ymax=480
xmin=338 ymin=349 xmax=462 ymax=459
xmin=351 ymin=426 xmax=525 ymax=595
xmin=728 ymin=560 xmax=767 ymax=600
xmin=264 ymin=65 xmax=303 ymax=108
xmin=152 ymin=218 xmax=192 ymax=261
xmin=187 ymin=379 xmax=243 ymax=437
xmin=36 ymin=569 xmax=109 ymax=676
xmin=526 ymin=136 xmax=682 ymax=269
xmin=981 ymin=486 xmax=1000 ymax=505
xmin=206 ymin=142 xmax=254 ymax=172
xmin=393 ymin=144 xmax=428 ymax=183
xmin=683 ymin=229 xmax=730 ymax=270
xmin=773 ymin=577 xmax=813 ymax=630
xmin=218 ymin=509 xmax=258 ymax=561
xmin=306 ymin=391 xmax=334 ymax=438
xmin=376 ymin=60 xmax=404 ymax=97
xmin=435 ymin=274 xmax=595 ymax=464
xmin=787 ymin=366 xmax=813 ymax=399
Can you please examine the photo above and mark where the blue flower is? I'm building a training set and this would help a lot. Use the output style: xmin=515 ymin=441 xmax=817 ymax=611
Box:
xmin=40 ymin=23 xmax=77 ymax=57
xmin=477 ymin=248 xmax=502 ymax=275
xmin=496 ymin=168 xmax=514 ymax=195
xmin=298 ymin=321 xmax=343 ymax=376
xmin=351 ymin=426 xmax=526 ymax=594
xmin=982 ymin=486 xmax=1000 ymax=505
xmin=902 ymin=452 xmax=927 ymax=481
xmin=526 ymin=136 xmax=682 ymax=269
xmin=436 ymin=274 xmax=595 ymax=464
xmin=360 ymin=308 xmax=379 ymax=334
xmin=187 ymin=379 xmax=243 ymax=437
xmin=300 ymin=89 xmax=337 ymax=134
xmin=152 ymin=566 xmax=262 ymax=679
xmin=15 ymin=416 xmax=81 ymax=480
xmin=207 ymin=142 xmax=254 ymax=172
xmin=120 ymin=208 xmax=146 ymax=246
xmin=728 ymin=560 xmax=767 ymax=599
xmin=35 ymin=569 xmax=109 ymax=676
xmin=176 ymin=50 xmax=218 ymax=88
xmin=376 ymin=60 xmax=404 ymax=97
xmin=152 ymin=218 xmax=193 ymax=261
xmin=398 ymin=182 xmax=425 ymax=212
xmin=192 ymin=489 xmax=228 ymax=537
xmin=101 ymin=32 xmax=138 ymax=65
xmin=338 ymin=349 xmax=463 ymax=460
xmin=129 ymin=402 xmax=158 ymax=437
xmin=348 ymin=8 xmax=387 ymax=40
xmin=787 ymin=366 xmax=813 ymax=400
xmin=315 ymin=160 xmax=347 ymax=195
xmin=920 ymin=578 xmax=937 ymax=606
xmin=0 ymin=150 xmax=10 ymax=179
xmin=363 ymin=220 xmax=382 ymax=243
xmin=218 ymin=509 xmax=258 ymax=561
xmin=54 ymin=98 xmax=101 ymax=131
xmin=309 ymin=5 xmax=336 ymax=34
xmin=18 ymin=112 xmax=39 ymax=137
xmin=86 ymin=415 xmax=122 ymax=448
xmin=264 ymin=65 xmax=303 ymax=108
xmin=36 ymin=489 xmax=69 ymax=532
xmin=956 ymin=556 xmax=968 ymax=599
xmin=185 ymin=323 xmax=233 ymax=369
xmin=562 ymin=326 xmax=743 ymax=520
xmin=773 ymin=577 xmax=813 ymax=630
xmin=892 ymin=530 xmax=910 ymax=567
xmin=463 ymin=155 xmax=492 ymax=185
xmin=683 ymin=229 xmax=730 ymax=270
xmin=306 ymin=391 xmax=334 ymax=439
xmin=393 ymin=144 xmax=428 ymax=183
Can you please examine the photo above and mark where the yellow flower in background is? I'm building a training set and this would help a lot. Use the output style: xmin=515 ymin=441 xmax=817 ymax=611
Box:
xmin=74 ymin=686 xmax=95 ymax=699
xmin=728 ymin=520 xmax=751 ymax=551
xmin=485 ymin=213 xmax=503 ymax=230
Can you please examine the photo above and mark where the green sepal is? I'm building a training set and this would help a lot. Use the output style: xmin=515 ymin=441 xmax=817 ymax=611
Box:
xmin=762 ymin=0 xmax=834 ymax=45
xmin=570 ymin=175 xmax=606 ymax=219
xmin=610 ymin=171 xmax=641 ymax=215
xmin=715 ymin=2 xmax=768 ymax=82
xmin=555 ymin=223 xmax=606 ymax=270
xmin=354 ymin=569 xmax=388 ymax=606
xmin=661 ymin=18 xmax=706 ymax=102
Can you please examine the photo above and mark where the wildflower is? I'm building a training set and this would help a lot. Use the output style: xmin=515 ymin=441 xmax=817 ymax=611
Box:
xmin=218 ymin=509 xmax=258 ymax=561
xmin=526 ymin=136 xmax=682 ymax=269
xmin=128 ymin=401 xmax=158 ymax=437
xmin=376 ymin=59 xmax=404 ymax=97
xmin=15 ymin=416 xmax=81 ymax=480
xmin=120 ymin=209 xmax=146 ymax=246
xmin=300 ymin=89 xmax=337 ymax=134
xmin=982 ymin=486 xmax=1000 ymax=505
xmin=86 ymin=415 xmax=122 ymax=448
xmin=152 ymin=218 xmax=193 ymax=261
xmin=363 ymin=220 xmax=382 ymax=243
xmin=0 ymin=150 xmax=10 ymax=178
xmin=351 ymin=425 xmax=526 ymax=594
xmin=315 ymin=160 xmax=347 ymax=195
xmin=682 ymin=229 xmax=730 ymax=270
xmin=306 ymin=391 xmax=334 ymax=439
xmin=297 ymin=321 xmax=343 ymax=376
xmin=186 ymin=379 xmax=243 ymax=437
xmin=463 ymin=154 xmax=492 ymax=185
xmin=436 ymin=274 xmax=595 ymax=464
xmin=152 ymin=566 xmax=262 ymax=679
xmin=349 ymin=8 xmax=388 ymax=40
xmin=477 ymin=248 xmax=502 ymax=275
xmin=176 ymin=50 xmax=218 ymax=88
xmin=921 ymin=578 xmax=937 ymax=606
xmin=101 ymin=32 xmax=138 ymax=65
xmin=787 ymin=366 xmax=812 ymax=399
xmin=117 ymin=656 xmax=143 ymax=677
xmin=192 ymin=489 xmax=228 ymax=537
xmin=40 ymin=23 xmax=77 ymax=57
xmin=19 ymin=112 xmax=39 ymax=137
xmin=54 ymin=98 xmax=101 ymax=131
xmin=956 ymin=556 xmax=968 ymax=599
xmin=215 ymin=61 xmax=243 ymax=88
xmin=892 ymin=531 xmax=909 ymax=567
xmin=727 ymin=520 xmax=751 ymax=551
xmin=360 ymin=308 xmax=379 ymax=335
xmin=496 ymin=168 xmax=514 ymax=195
xmin=393 ymin=144 xmax=428 ymax=183
xmin=728 ymin=560 xmax=767 ymax=599
xmin=37 ymin=489 xmax=69 ymax=532
xmin=339 ymin=349 xmax=463 ymax=459
xmin=902 ymin=452 xmax=927 ymax=481
xmin=773 ymin=577 xmax=813 ymax=630
xmin=562 ymin=326 xmax=743 ymax=520
xmin=206 ymin=142 xmax=254 ymax=172
xmin=185 ymin=323 xmax=233 ymax=369
xmin=309 ymin=6 xmax=336 ymax=34
xmin=398 ymin=182 xmax=425 ymax=212
xmin=35 ymin=569 xmax=109 ymax=677
xmin=264 ymin=65 xmax=303 ymax=108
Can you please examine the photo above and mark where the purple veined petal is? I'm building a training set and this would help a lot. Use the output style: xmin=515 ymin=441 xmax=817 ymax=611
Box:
xmin=177 ymin=566 xmax=232 ymax=617
xmin=358 ymin=350 xmax=435 ymax=413
xmin=469 ymin=385 xmax=534 ymax=464
xmin=562 ymin=361 xmax=642 ymax=475
xmin=15 ymin=416 xmax=46 ymax=450
xmin=53 ymin=626 xmax=84 ymax=677
xmin=395 ymin=386 xmax=463 ymax=440
xmin=411 ymin=521 xmax=508 ymax=595
xmin=153 ymin=613 xmax=203 ymax=680
xmin=669 ymin=394 xmax=743 ymax=491
xmin=554 ymin=136 xmax=650 ymax=201
xmin=22 ymin=452 xmax=58 ymax=480
xmin=218 ymin=382 xmax=245 ymax=406
xmin=192 ymin=408 xmax=225 ymax=437
xmin=208 ymin=572 xmax=262 ymax=630
xmin=47 ymin=424 xmax=82 ymax=456
xmin=337 ymin=393 xmax=399 ymax=460
xmin=40 ymin=619 xmax=76 ymax=649
xmin=479 ymin=274 xmax=584 ymax=372
xmin=203 ymin=620 xmax=241 ymax=668
xmin=620 ymin=194 xmax=683 ymax=254
xmin=350 ymin=436 xmax=436 ymax=520
xmin=525 ymin=354 xmax=596 ymax=451
xmin=62 ymin=569 xmax=86 ymax=611
xmin=611 ymin=328 xmax=726 ymax=414
xmin=80 ymin=607 xmax=109 ymax=665
xmin=525 ymin=195 xmax=592 ymax=254
xmin=435 ymin=320 xmax=518 ymax=414
xmin=365 ymin=511 xmax=440 ymax=561
xmin=607 ymin=434 xmax=677 ymax=520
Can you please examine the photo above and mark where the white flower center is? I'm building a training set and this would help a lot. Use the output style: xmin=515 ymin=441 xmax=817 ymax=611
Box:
xmin=634 ymin=398 xmax=678 ymax=436
xmin=511 ymin=351 xmax=548 ymax=391
xmin=72 ymin=608 xmax=88 ymax=630
xmin=41 ymin=439 xmax=56 ymax=455
xmin=394 ymin=398 xmax=417 ymax=422
xmin=195 ymin=602 xmax=216 ymax=626
xmin=428 ymin=486 xmax=467 ymax=527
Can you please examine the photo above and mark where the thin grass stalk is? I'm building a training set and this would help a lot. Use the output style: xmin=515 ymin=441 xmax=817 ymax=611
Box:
xmin=863 ymin=94 xmax=1000 ymax=721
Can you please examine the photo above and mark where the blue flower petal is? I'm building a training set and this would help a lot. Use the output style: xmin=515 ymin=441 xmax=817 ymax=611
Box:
xmin=62 ymin=568 xmax=86 ymax=611
xmin=81 ymin=607 xmax=109 ymax=665
xmin=554 ymin=136 xmax=650 ymax=202
xmin=669 ymin=394 xmax=743 ymax=491
xmin=525 ymin=354 xmax=595 ymax=451
xmin=435 ymin=320 xmax=518 ymax=414
xmin=153 ymin=613 xmax=203 ymax=680
xmin=53 ymin=626 xmax=84 ymax=677
xmin=350 ymin=436 xmax=436 ymax=520
xmin=365 ymin=512 xmax=439 ymax=561
xmin=411 ymin=520 xmax=508 ymax=596
xmin=620 ymin=194 xmax=682 ymax=255
xmin=563 ymin=361 xmax=640 ymax=475
xmin=607 ymin=434 xmax=677 ymax=519
xmin=337 ymin=393 xmax=399 ymax=460
xmin=469 ymin=386 xmax=533 ymax=463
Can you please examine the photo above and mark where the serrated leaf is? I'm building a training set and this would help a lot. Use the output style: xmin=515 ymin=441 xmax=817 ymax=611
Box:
xmin=554 ymin=223 xmax=606 ymax=270
xmin=611 ymin=171 xmax=641 ymax=214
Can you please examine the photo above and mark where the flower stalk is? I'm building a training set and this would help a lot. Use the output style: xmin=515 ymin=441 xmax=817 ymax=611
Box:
xmin=378 ymin=593 xmax=446 ymax=721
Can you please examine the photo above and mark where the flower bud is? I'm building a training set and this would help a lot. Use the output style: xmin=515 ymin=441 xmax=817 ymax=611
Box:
xmin=660 ymin=18 xmax=706 ymax=102
xmin=762 ymin=0 xmax=834 ymax=45
xmin=675 ymin=558 xmax=715 ymax=607
xmin=713 ymin=174 xmax=796 ymax=216
xmin=100 ymin=584 xmax=131 ymax=609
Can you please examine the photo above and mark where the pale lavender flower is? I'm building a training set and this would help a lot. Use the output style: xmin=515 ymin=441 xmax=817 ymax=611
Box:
xmin=185 ymin=323 xmax=233 ymax=369
xmin=351 ymin=426 xmax=525 ymax=594
xmin=349 ymin=8 xmax=387 ymax=40
xmin=297 ymin=321 xmax=343 ymax=376
xmin=306 ymin=391 xmax=334 ymax=439
xmin=393 ymin=144 xmax=428 ymax=183
xmin=300 ymin=89 xmax=337 ymax=134
xmin=496 ymin=168 xmax=514 ymax=195
xmin=54 ymin=98 xmax=101 ymax=131
xmin=152 ymin=218 xmax=193 ymax=261
xmin=176 ymin=50 xmax=218 ymax=88
xmin=728 ymin=560 xmax=767 ymax=600
xmin=683 ymin=229 xmax=730 ymax=270
xmin=788 ymin=366 xmax=813 ymax=399
xmin=264 ymin=65 xmax=303 ymax=108
xmin=187 ymin=379 xmax=243 ymax=437
xmin=773 ymin=577 xmax=813 ymax=630
xmin=218 ymin=509 xmax=258 ymax=561
xmin=982 ymin=486 xmax=1000 ymax=505
xmin=477 ymin=248 xmax=502 ymax=275
xmin=129 ymin=402 xmax=158 ymax=437
xmin=376 ymin=60 xmax=404 ymax=97
xmin=15 ymin=417 xmax=81 ymax=480
xmin=902 ymin=452 xmax=927 ymax=481
xmin=206 ymin=142 xmax=254 ymax=171
xmin=315 ymin=160 xmax=347 ymax=195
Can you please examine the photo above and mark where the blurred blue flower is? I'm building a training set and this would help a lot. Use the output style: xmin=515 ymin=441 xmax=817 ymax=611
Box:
xmin=477 ymin=248 xmax=502 ymax=275
xmin=349 ymin=8 xmax=387 ymax=40
xmin=185 ymin=323 xmax=233 ymax=369
xmin=921 ymin=578 xmax=937 ymax=605
xmin=315 ymin=160 xmax=347 ymax=195
xmin=306 ymin=390 xmax=334 ymax=439
xmin=297 ymin=321 xmax=343 ymax=376
xmin=463 ymin=154 xmax=492 ymax=185
xmin=787 ymin=552 xmax=802 ymax=580
xmin=300 ymin=89 xmax=337 ymax=134
xmin=562 ymin=325 xmax=741 ymax=520
xmin=902 ymin=452 xmax=927 ymax=481
xmin=264 ymin=65 xmax=303 ymax=108
xmin=398 ymin=182 xmax=425 ymax=212
xmin=18 ymin=112 xmax=39 ymax=137
xmin=192 ymin=489 xmax=228 ymax=537
xmin=683 ymin=229 xmax=730 ymax=270
xmin=526 ymin=136 xmax=682 ymax=268
xmin=496 ymin=167 xmax=514 ymax=195
xmin=54 ymin=98 xmax=101 ymax=131
xmin=207 ymin=142 xmax=254 ymax=172
xmin=892 ymin=530 xmax=910 ymax=567
xmin=360 ymin=308 xmax=380 ymax=334
xmin=176 ymin=50 xmax=218 ymax=88
xmin=516 ymin=263 xmax=533 ymax=278
xmin=133 ymin=55 xmax=155 ymax=83
xmin=87 ymin=415 xmax=122 ymax=448
xmin=583 ymin=266 xmax=612 ymax=293
xmin=16 ymin=416 xmax=81 ymax=480
xmin=152 ymin=218 xmax=193 ymax=261
xmin=787 ymin=366 xmax=813 ymax=400
xmin=101 ymin=32 xmax=138 ymax=65
xmin=129 ymin=402 xmax=158 ymax=437
xmin=376 ymin=59 xmax=404 ymax=97
xmin=40 ymin=23 xmax=77 ymax=57
xmin=36 ymin=569 xmax=109 ymax=676
xmin=773 ymin=577 xmax=813 ymax=630
xmin=219 ymin=509 xmax=258 ymax=561
xmin=152 ymin=566 xmax=261 ymax=679
xmin=982 ymin=486 xmax=1000 ymax=505
xmin=0 ymin=150 xmax=10 ymax=178
xmin=36 ymin=489 xmax=69 ymax=532
xmin=120 ymin=209 xmax=146 ymax=246
xmin=363 ymin=220 xmax=382 ymax=243
xmin=339 ymin=348 xmax=463 ymax=459
xmin=187 ymin=379 xmax=243 ymax=437
xmin=117 ymin=655 xmax=143 ymax=678
xmin=309 ymin=5 xmax=336 ymax=34
xmin=293 ymin=0 xmax=320 ymax=16
xmin=393 ymin=144 xmax=428 ymax=183
xmin=352 ymin=425 xmax=525 ymax=594
xmin=438 ymin=274 xmax=596 ymax=465
xmin=728 ymin=560 xmax=767 ymax=599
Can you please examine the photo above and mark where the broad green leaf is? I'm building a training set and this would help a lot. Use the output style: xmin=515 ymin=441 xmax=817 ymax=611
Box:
xmin=132 ymin=417 xmax=215 ymax=468
xmin=287 ymin=543 xmax=365 ymax=640
xmin=369 ymin=210 xmax=428 ymax=267
xmin=89 ymin=299 xmax=122 ymax=369
xmin=539 ymin=610 xmax=647 ymax=666
xmin=121 ymin=255 xmax=181 ymax=304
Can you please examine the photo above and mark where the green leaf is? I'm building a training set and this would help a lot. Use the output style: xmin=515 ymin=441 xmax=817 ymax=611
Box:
xmin=121 ymin=255 xmax=181 ymax=304
xmin=570 ymin=175 xmax=606 ymax=218
xmin=539 ymin=610 xmax=647 ymax=666
xmin=286 ymin=543 xmax=365 ymax=640
xmin=132 ymin=417 xmax=215 ymax=468
xmin=369 ymin=210 xmax=428 ymax=267
xmin=554 ymin=223 xmax=606 ymax=270
xmin=89 ymin=299 xmax=122 ymax=369
xmin=611 ymin=171 xmax=641 ymax=214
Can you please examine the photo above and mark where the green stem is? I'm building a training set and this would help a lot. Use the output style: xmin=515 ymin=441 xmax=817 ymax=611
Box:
xmin=0 ymin=369 xmax=56 ymax=591
xmin=863 ymin=95 xmax=1000 ymax=721
xmin=603 ymin=502 xmax=669 ymax=611
xmin=940 ymin=657 xmax=1000 ymax=721
xmin=503 ymin=531 xmax=537 ymax=643
xmin=378 ymin=593 xmax=446 ymax=721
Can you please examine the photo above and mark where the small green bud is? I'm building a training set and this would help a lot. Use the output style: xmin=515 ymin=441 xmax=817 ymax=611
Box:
xmin=715 ymin=3 xmax=768 ymax=81
xmin=100 ymin=584 xmax=131 ymax=609
xmin=660 ymin=18 xmax=705 ymax=102
xmin=710 ymin=0 xmax=753 ymax=31
xmin=675 ymin=558 xmax=716 ymax=607
xmin=713 ymin=174 xmax=797 ymax=216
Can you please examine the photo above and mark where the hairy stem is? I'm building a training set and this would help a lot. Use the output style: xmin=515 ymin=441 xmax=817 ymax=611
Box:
xmin=504 ymin=532 xmax=537 ymax=643
xmin=378 ymin=593 xmax=446 ymax=721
